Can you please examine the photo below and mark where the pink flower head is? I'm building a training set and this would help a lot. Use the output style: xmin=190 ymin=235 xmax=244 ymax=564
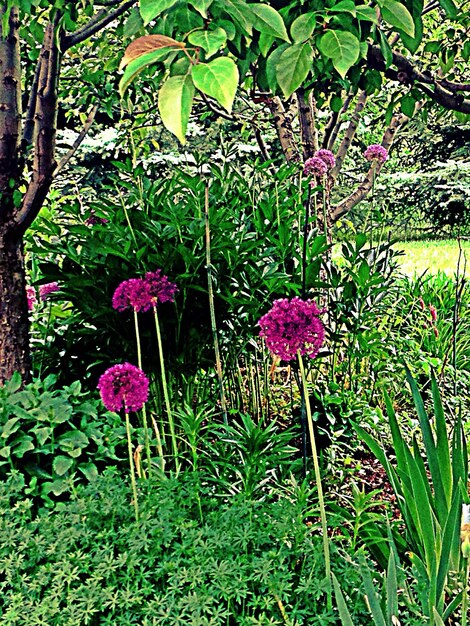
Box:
xmin=98 ymin=362 xmax=149 ymax=413
xmin=26 ymin=285 xmax=37 ymax=311
xmin=429 ymin=304 xmax=437 ymax=322
xmin=314 ymin=149 xmax=336 ymax=170
xmin=418 ymin=297 xmax=425 ymax=311
xmin=39 ymin=282 xmax=59 ymax=301
xmin=86 ymin=212 xmax=109 ymax=226
xmin=364 ymin=144 xmax=388 ymax=163
xmin=112 ymin=278 xmax=153 ymax=313
xmin=145 ymin=270 xmax=178 ymax=306
xmin=258 ymin=297 xmax=325 ymax=362
xmin=303 ymin=156 xmax=328 ymax=179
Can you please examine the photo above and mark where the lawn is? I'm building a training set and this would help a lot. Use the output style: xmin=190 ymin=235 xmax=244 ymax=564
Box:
xmin=393 ymin=239 xmax=470 ymax=277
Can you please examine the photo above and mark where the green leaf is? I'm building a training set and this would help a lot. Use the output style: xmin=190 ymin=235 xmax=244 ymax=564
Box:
xmin=400 ymin=94 xmax=416 ymax=117
xmin=188 ymin=27 xmax=227 ymax=58
xmin=249 ymin=4 xmax=289 ymax=41
xmin=119 ymin=48 xmax=172 ymax=97
xmin=386 ymin=551 xmax=399 ymax=623
xmin=290 ymin=13 xmax=316 ymax=42
xmin=219 ymin=0 xmax=253 ymax=35
xmin=437 ymin=0 xmax=457 ymax=18
xmin=1 ymin=417 xmax=21 ymax=439
xmin=158 ymin=74 xmax=195 ymax=144
xmin=123 ymin=8 xmax=144 ymax=37
xmin=356 ymin=5 xmax=378 ymax=22
xmin=318 ymin=30 xmax=360 ymax=78
xmin=53 ymin=455 xmax=74 ymax=476
xmin=140 ymin=0 xmax=179 ymax=25
xmin=6 ymin=371 xmax=22 ymax=393
xmin=329 ymin=0 xmax=357 ymax=16
xmin=360 ymin=562 xmax=387 ymax=626
xmin=192 ymin=57 xmax=239 ymax=112
xmin=258 ymin=31 xmax=275 ymax=57
xmin=12 ymin=436 xmax=35 ymax=458
xmin=189 ymin=0 xmax=213 ymax=18
xmin=266 ymin=43 xmax=289 ymax=92
xmin=276 ymin=42 xmax=313 ymax=98
xmin=79 ymin=462 xmax=99 ymax=482
xmin=380 ymin=0 xmax=415 ymax=37
xmin=378 ymin=30 xmax=393 ymax=68
xmin=332 ymin=573 xmax=355 ymax=626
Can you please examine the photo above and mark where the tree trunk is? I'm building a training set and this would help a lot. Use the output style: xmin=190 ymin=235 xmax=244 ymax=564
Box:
xmin=0 ymin=231 xmax=31 ymax=383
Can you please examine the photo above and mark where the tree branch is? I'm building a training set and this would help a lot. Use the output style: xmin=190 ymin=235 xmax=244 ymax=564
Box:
xmin=324 ymin=93 xmax=353 ymax=151
xmin=331 ymin=113 xmax=406 ymax=222
xmin=265 ymin=96 xmax=300 ymax=163
xmin=53 ymin=103 xmax=99 ymax=176
xmin=296 ymin=88 xmax=318 ymax=160
xmin=330 ymin=91 xmax=368 ymax=182
xmin=62 ymin=0 xmax=138 ymax=51
xmin=368 ymin=45 xmax=470 ymax=114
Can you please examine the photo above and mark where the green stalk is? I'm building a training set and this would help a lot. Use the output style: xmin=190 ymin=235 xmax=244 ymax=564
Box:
xmin=204 ymin=182 xmax=228 ymax=423
xmin=133 ymin=309 xmax=152 ymax=474
xmin=298 ymin=350 xmax=332 ymax=609
xmin=153 ymin=305 xmax=179 ymax=471
xmin=125 ymin=411 xmax=139 ymax=521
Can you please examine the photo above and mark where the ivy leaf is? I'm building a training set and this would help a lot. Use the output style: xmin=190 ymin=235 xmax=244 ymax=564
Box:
xmin=380 ymin=0 xmax=415 ymax=37
xmin=290 ymin=13 xmax=316 ymax=42
xmin=318 ymin=30 xmax=360 ymax=78
xmin=276 ymin=43 xmax=313 ymax=98
xmin=140 ymin=0 xmax=179 ymax=25
xmin=248 ymin=4 xmax=289 ymax=41
xmin=192 ymin=57 xmax=239 ymax=112
xmin=188 ymin=27 xmax=227 ymax=58
xmin=158 ymin=74 xmax=195 ymax=144
xmin=53 ymin=455 xmax=74 ymax=476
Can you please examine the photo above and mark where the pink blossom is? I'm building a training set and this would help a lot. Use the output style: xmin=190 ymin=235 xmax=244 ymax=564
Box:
xmin=112 ymin=278 xmax=153 ymax=313
xmin=26 ymin=286 xmax=37 ymax=311
xmin=303 ymin=156 xmax=328 ymax=179
xmin=39 ymin=282 xmax=59 ymax=301
xmin=429 ymin=304 xmax=437 ymax=322
xmin=258 ymin=297 xmax=325 ymax=362
xmin=98 ymin=362 xmax=149 ymax=413
xmin=145 ymin=270 xmax=178 ymax=305
xmin=364 ymin=144 xmax=388 ymax=163
xmin=314 ymin=149 xmax=336 ymax=170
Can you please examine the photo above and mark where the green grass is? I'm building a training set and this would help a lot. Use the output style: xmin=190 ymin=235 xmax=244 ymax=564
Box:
xmin=393 ymin=239 xmax=470 ymax=277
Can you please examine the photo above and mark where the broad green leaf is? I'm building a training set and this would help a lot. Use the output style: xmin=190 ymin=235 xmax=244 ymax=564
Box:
xmin=318 ymin=30 xmax=360 ymax=78
xmin=356 ymin=5 xmax=378 ymax=22
xmin=12 ymin=436 xmax=35 ymax=457
xmin=123 ymin=8 xmax=144 ymax=37
xmin=378 ymin=30 xmax=393 ymax=68
xmin=290 ymin=13 xmax=316 ymax=42
xmin=188 ymin=27 xmax=227 ymax=58
xmin=192 ymin=57 xmax=239 ymax=112
xmin=158 ymin=74 xmax=195 ymax=144
xmin=258 ymin=31 xmax=275 ymax=57
xmin=437 ymin=0 xmax=457 ymax=18
xmin=266 ymin=43 xmax=288 ymax=92
xmin=276 ymin=42 xmax=313 ymax=98
xmin=119 ymin=48 xmax=174 ymax=97
xmin=53 ymin=455 xmax=74 ymax=476
xmin=120 ymin=35 xmax=186 ymax=69
xmin=79 ymin=462 xmax=99 ymax=482
xmin=189 ymin=0 xmax=213 ymax=18
xmin=401 ymin=94 xmax=416 ymax=117
xmin=249 ymin=4 xmax=289 ymax=41
xmin=332 ymin=573 xmax=355 ymax=626
xmin=1 ymin=417 xmax=21 ymax=439
xmin=329 ymin=0 xmax=356 ymax=16
xmin=140 ymin=0 xmax=178 ymax=25
xmin=381 ymin=0 xmax=415 ymax=37
xmin=6 ymin=371 xmax=22 ymax=393
xmin=217 ymin=0 xmax=253 ymax=35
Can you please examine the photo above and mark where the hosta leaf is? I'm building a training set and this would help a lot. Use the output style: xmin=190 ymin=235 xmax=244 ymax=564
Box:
xmin=249 ymin=4 xmax=289 ymax=41
xmin=140 ymin=0 xmax=179 ymax=25
xmin=120 ymin=35 xmax=185 ymax=70
xmin=188 ymin=27 xmax=227 ymax=58
xmin=276 ymin=42 xmax=313 ymax=98
xmin=158 ymin=74 xmax=195 ymax=144
xmin=53 ymin=455 xmax=74 ymax=476
xmin=192 ymin=57 xmax=239 ymax=112
xmin=380 ymin=0 xmax=415 ymax=37
xmin=318 ymin=30 xmax=360 ymax=77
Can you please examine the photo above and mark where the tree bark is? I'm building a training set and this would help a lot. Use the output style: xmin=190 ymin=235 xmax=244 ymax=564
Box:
xmin=266 ymin=96 xmax=300 ymax=163
xmin=0 ymin=232 xmax=31 ymax=382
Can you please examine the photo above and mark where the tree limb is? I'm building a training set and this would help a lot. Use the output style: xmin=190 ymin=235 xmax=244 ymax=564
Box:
xmin=368 ymin=45 xmax=470 ymax=113
xmin=324 ymin=93 xmax=353 ymax=151
xmin=53 ymin=102 xmax=99 ymax=176
xmin=265 ymin=96 xmax=300 ymax=163
xmin=296 ymin=88 xmax=318 ymax=160
xmin=62 ymin=0 xmax=137 ymax=51
xmin=331 ymin=113 xmax=406 ymax=222
xmin=330 ymin=91 xmax=368 ymax=182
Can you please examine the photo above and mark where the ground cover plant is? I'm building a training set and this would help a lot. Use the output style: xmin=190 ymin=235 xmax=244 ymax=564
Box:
xmin=1 ymin=0 xmax=469 ymax=624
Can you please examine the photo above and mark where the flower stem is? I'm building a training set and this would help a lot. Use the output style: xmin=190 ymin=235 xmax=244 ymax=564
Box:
xmin=125 ymin=411 xmax=139 ymax=521
xmin=133 ymin=309 xmax=152 ymax=474
xmin=204 ymin=182 xmax=228 ymax=423
xmin=297 ymin=351 xmax=332 ymax=609
xmin=153 ymin=305 xmax=179 ymax=471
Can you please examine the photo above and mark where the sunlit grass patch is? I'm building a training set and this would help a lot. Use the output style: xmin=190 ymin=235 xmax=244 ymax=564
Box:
xmin=393 ymin=239 xmax=470 ymax=277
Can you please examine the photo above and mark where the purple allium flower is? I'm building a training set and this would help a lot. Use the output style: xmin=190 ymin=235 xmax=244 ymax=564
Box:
xmin=314 ymin=149 xmax=336 ymax=170
xmin=145 ymin=270 xmax=178 ymax=305
xmin=258 ymin=297 xmax=325 ymax=362
xmin=364 ymin=144 xmax=388 ymax=163
xmin=39 ymin=282 xmax=59 ymax=301
xmin=303 ymin=156 xmax=328 ymax=179
xmin=112 ymin=278 xmax=153 ymax=313
xmin=26 ymin=285 xmax=37 ymax=311
xmin=98 ymin=362 xmax=149 ymax=413
xmin=85 ymin=212 xmax=109 ymax=226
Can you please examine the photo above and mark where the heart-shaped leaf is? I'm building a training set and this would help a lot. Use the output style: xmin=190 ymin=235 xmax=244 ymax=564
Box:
xmin=276 ymin=42 xmax=313 ymax=98
xmin=318 ymin=30 xmax=360 ymax=78
xmin=380 ymin=0 xmax=415 ymax=37
xmin=140 ymin=0 xmax=179 ymax=25
xmin=188 ymin=27 xmax=227 ymax=58
xmin=192 ymin=57 xmax=239 ymax=112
